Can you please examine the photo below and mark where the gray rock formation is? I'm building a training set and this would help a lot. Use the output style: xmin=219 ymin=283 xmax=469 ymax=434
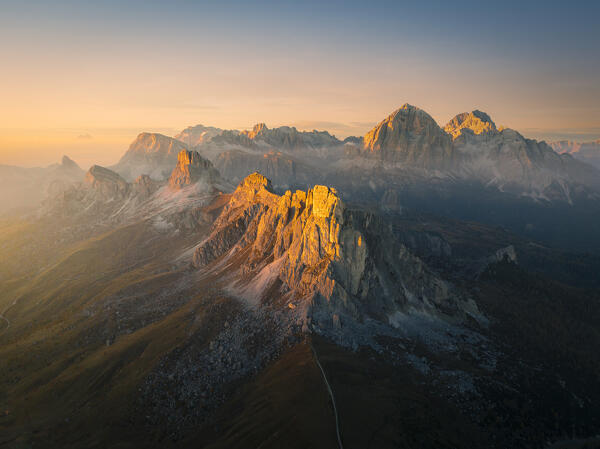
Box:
xmin=113 ymin=132 xmax=189 ymax=180
xmin=239 ymin=123 xmax=341 ymax=151
xmin=85 ymin=165 xmax=130 ymax=200
xmin=193 ymin=173 xmax=481 ymax=335
xmin=550 ymin=139 xmax=600 ymax=170
xmin=444 ymin=110 xmax=497 ymax=139
xmin=168 ymin=150 xmax=220 ymax=190
xmin=175 ymin=124 xmax=224 ymax=147
xmin=446 ymin=112 xmax=600 ymax=196
xmin=113 ymin=105 xmax=600 ymax=215
xmin=362 ymin=104 xmax=454 ymax=168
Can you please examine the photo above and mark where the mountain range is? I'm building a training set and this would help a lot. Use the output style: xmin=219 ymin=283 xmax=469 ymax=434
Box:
xmin=550 ymin=139 xmax=600 ymax=169
xmin=0 ymin=156 xmax=84 ymax=215
xmin=2 ymin=105 xmax=600 ymax=448
xmin=113 ymin=104 xmax=599 ymax=200
xmin=107 ymin=104 xmax=600 ymax=253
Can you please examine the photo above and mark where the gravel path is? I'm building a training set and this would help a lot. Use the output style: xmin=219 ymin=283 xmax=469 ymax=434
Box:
xmin=311 ymin=342 xmax=343 ymax=449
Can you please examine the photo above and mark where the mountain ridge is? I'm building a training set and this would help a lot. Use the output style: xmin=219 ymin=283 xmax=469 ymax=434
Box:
xmin=193 ymin=172 xmax=481 ymax=341
xmin=550 ymin=139 xmax=600 ymax=169
xmin=3 ymin=151 xmax=600 ymax=448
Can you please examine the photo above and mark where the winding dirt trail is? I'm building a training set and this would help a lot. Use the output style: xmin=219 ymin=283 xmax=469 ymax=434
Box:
xmin=311 ymin=342 xmax=343 ymax=449
xmin=0 ymin=313 xmax=10 ymax=335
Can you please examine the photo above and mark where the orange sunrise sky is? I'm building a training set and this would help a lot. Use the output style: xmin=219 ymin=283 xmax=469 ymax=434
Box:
xmin=1 ymin=0 xmax=599 ymax=168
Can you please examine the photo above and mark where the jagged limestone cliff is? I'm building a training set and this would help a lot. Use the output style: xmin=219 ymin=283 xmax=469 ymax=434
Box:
xmin=362 ymin=103 xmax=454 ymax=168
xmin=193 ymin=173 xmax=481 ymax=333
xmin=168 ymin=150 xmax=220 ymax=189
xmin=444 ymin=110 xmax=497 ymax=139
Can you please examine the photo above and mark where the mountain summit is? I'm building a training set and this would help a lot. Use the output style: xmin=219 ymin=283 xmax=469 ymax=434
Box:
xmin=114 ymin=133 xmax=188 ymax=180
xmin=84 ymin=165 xmax=130 ymax=199
xmin=362 ymin=104 xmax=453 ymax=168
xmin=444 ymin=110 xmax=497 ymax=139
xmin=168 ymin=150 xmax=220 ymax=189
xmin=550 ymin=139 xmax=600 ymax=170
xmin=193 ymin=172 xmax=475 ymax=334
xmin=60 ymin=155 xmax=81 ymax=171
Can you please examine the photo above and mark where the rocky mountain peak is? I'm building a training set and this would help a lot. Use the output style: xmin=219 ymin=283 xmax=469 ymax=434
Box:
xmin=247 ymin=123 xmax=269 ymax=139
xmin=548 ymin=139 xmax=600 ymax=170
xmin=362 ymin=104 xmax=453 ymax=167
xmin=174 ymin=124 xmax=224 ymax=147
xmin=168 ymin=150 xmax=220 ymax=189
xmin=399 ymin=103 xmax=418 ymax=111
xmin=85 ymin=165 xmax=127 ymax=186
xmin=193 ymin=173 xmax=472 ymax=334
xmin=129 ymin=132 xmax=187 ymax=156
xmin=85 ymin=165 xmax=130 ymax=199
xmin=238 ymin=172 xmax=274 ymax=193
xmin=444 ymin=110 xmax=497 ymax=139
xmin=60 ymin=155 xmax=80 ymax=170
xmin=113 ymin=133 xmax=189 ymax=181
xmin=310 ymin=185 xmax=341 ymax=218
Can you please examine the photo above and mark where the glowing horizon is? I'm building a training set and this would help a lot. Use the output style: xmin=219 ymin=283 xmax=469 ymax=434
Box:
xmin=1 ymin=0 xmax=599 ymax=168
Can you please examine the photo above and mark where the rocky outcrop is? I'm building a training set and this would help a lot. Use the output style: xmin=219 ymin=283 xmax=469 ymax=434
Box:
xmin=444 ymin=110 xmax=497 ymax=139
xmin=113 ymin=133 xmax=189 ymax=180
xmin=449 ymin=119 xmax=600 ymax=194
xmin=85 ymin=165 xmax=130 ymax=199
xmin=174 ymin=124 xmax=224 ymax=147
xmin=550 ymin=139 xmax=600 ymax=170
xmin=187 ymin=123 xmax=343 ymax=154
xmin=168 ymin=150 xmax=220 ymax=189
xmin=59 ymin=155 xmax=82 ymax=172
xmin=550 ymin=139 xmax=600 ymax=155
xmin=239 ymin=123 xmax=341 ymax=151
xmin=193 ymin=173 xmax=480 ymax=332
xmin=343 ymin=136 xmax=363 ymax=145
xmin=362 ymin=104 xmax=454 ymax=168
xmin=244 ymin=123 xmax=269 ymax=140
xmin=43 ymin=165 xmax=135 ymax=220
xmin=132 ymin=174 xmax=160 ymax=197
xmin=45 ymin=157 xmax=218 ymax=227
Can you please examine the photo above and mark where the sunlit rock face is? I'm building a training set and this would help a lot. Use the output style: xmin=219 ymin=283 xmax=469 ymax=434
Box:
xmin=444 ymin=110 xmax=497 ymax=139
xmin=113 ymin=132 xmax=189 ymax=180
xmin=168 ymin=150 xmax=220 ymax=189
xmin=362 ymin=104 xmax=454 ymax=168
xmin=193 ymin=173 xmax=479 ymax=332
xmin=445 ymin=112 xmax=600 ymax=195
xmin=244 ymin=123 xmax=269 ymax=140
